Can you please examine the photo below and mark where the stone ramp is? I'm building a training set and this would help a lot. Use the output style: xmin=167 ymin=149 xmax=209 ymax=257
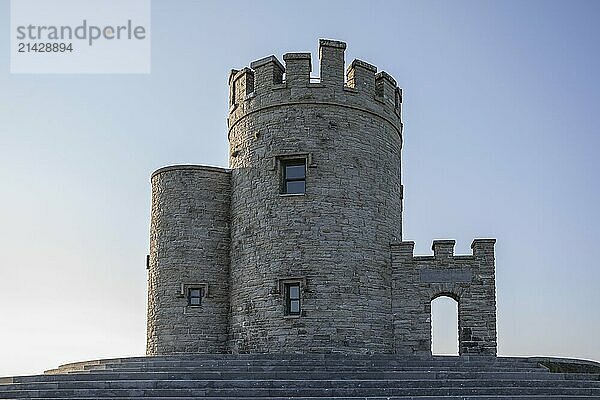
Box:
xmin=1 ymin=355 xmax=599 ymax=399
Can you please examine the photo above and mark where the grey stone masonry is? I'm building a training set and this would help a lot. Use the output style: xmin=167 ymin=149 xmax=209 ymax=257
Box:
xmin=147 ymin=166 xmax=231 ymax=354
xmin=146 ymin=39 xmax=498 ymax=356
xmin=391 ymin=239 xmax=498 ymax=356
xmin=227 ymin=38 xmax=402 ymax=354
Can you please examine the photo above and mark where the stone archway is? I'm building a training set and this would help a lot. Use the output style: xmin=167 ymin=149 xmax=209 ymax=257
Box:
xmin=392 ymin=239 xmax=497 ymax=356
xmin=431 ymin=294 xmax=459 ymax=355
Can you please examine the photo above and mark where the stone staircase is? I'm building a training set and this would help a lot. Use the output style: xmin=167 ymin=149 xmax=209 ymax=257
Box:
xmin=1 ymin=354 xmax=599 ymax=399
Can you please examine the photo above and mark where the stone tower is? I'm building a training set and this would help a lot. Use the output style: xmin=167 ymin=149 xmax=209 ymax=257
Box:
xmin=146 ymin=39 xmax=497 ymax=356
xmin=227 ymin=39 xmax=402 ymax=353
xmin=147 ymin=166 xmax=231 ymax=354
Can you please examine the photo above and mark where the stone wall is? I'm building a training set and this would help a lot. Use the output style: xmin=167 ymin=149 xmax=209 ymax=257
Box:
xmin=227 ymin=39 xmax=403 ymax=353
xmin=147 ymin=165 xmax=231 ymax=355
xmin=391 ymin=239 xmax=497 ymax=356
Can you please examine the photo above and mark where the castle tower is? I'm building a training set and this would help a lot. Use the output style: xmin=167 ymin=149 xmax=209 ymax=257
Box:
xmin=146 ymin=39 xmax=497 ymax=357
xmin=147 ymin=166 xmax=231 ymax=354
xmin=227 ymin=39 xmax=403 ymax=353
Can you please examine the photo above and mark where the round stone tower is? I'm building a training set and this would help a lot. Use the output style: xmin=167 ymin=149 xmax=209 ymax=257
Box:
xmin=227 ymin=39 xmax=403 ymax=353
xmin=147 ymin=166 xmax=231 ymax=354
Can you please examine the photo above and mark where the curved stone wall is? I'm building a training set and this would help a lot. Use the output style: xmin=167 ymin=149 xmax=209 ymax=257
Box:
xmin=147 ymin=165 xmax=231 ymax=355
xmin=227 ymin=40 xmax=403 ymax=353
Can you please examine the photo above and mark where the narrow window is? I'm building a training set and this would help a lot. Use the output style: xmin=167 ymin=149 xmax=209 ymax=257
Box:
xmin=188 ymin=287 xmax=204 ymax=306
xmin=282 ymin=159 xmax=306 ymax=194
xmin=284 ymin=282 xmax=301 ymax=316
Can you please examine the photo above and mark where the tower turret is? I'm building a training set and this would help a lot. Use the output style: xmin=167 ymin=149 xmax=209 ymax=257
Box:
xmin=147 ymin=166 xmax=231 ymax=354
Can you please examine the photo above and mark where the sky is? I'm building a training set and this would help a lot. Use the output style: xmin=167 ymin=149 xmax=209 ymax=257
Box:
xmin=0 ymin=0 xmax=599 ymax=376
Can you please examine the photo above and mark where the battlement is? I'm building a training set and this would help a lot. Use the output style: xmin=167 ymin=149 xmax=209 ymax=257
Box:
xmin=391 ymin=238 xmax=498 ymax=356
xmin=392 ymin=239 xmax=496 ymax=262
xmin=227 ymin=39 xmax=403 ymax=136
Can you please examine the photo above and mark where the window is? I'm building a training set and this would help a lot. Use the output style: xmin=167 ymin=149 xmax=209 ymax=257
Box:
xmin=281 ymin=159 xmax=306 ymax=194
xmin=188 ymin=287 xmax=204 ymax=306
xmin=284 ymin=282 xmax=301 ymax=316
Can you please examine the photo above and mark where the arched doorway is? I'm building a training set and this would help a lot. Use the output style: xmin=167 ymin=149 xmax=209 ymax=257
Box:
xmin=431 ymin=295 xmax=459 ymax=355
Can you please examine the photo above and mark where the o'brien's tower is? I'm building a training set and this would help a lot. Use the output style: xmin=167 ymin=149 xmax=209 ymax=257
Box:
xmin=147 ymin=39 xmax=497 ymax=356
xmin=226 ymin=39 xmax=403 ymax=353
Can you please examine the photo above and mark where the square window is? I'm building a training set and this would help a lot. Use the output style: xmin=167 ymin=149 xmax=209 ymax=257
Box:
xmin=188 ymin=287 xmax=204 ymax=306
xmin=284 ymin=282 xmax=301 ymax=316
xmin=285 ymin=164 xmax=305 ymax=180
xmin=290 ymin=300 xmax=300 ymax=314
xmin=286 ymin=180 xmax=305 ymax=194
xmin=281 ymin=159 xmax=306 ymax=195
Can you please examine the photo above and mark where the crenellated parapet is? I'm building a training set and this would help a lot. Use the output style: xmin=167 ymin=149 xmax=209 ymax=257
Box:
xmin=391 ymin=239 xmax=497 ymax=356
xmin=394 ymin=239 xmax=496 ymax=264
xmin=227 ymin=39 xmax=403 ymax=141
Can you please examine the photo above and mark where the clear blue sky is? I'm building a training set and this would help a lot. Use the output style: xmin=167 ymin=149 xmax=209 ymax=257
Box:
xmin=1 ymin=0 xmax=599 ymax=376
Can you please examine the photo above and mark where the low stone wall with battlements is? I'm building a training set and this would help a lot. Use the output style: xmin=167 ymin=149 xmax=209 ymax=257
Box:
xmin=391 ymin=239 xmax=497 ymax=356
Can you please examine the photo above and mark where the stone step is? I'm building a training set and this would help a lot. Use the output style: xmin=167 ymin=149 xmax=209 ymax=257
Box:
xmin=6 ymin=370 xmax=573 ymax=383
xmin=75 ymin=364 xmax=543 ymax=373
xmin=58 ymin=354 xmax=519 ymax=360
xmin=82 ymin=359 xmax=540 ymax=366
xmin=48 ymin=360 xmax=541 ymax=373
xmin=1 ymin=397 xmax=599 ymax=400
xmin=1 ymin=378 xmax=599 ymax=391
xmin=2 ymin=355 xmax=598 ymax=399
xmin=1 ymin=385 xmax=599 ymax=398
xmin=48 ymin=355 xmax=540 ymax=368
xmin=56 ymin=355 xmax=538 ymax=362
